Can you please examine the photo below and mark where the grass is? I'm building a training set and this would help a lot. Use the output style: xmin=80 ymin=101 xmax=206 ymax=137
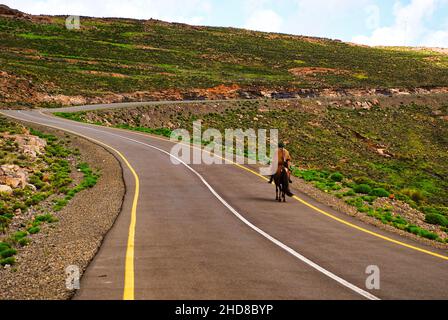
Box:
xmin=52 ymin=162 xmax=99 ymax=212
xmin=294 ymin=167 xmax=444 ymax=242
xmin=2 ymin=15 xmax=448 ymax=107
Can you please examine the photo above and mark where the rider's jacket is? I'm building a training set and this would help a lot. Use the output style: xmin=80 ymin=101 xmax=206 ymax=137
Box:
xmin=269 ymin=147 xmax=292 ymax=176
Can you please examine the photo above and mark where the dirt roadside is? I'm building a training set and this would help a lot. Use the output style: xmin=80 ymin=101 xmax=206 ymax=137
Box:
xmin=0 ymin=122 xmax=125 ymax=300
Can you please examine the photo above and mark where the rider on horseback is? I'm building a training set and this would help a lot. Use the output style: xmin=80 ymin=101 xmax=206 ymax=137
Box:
xmin=268 ymin=141 xmax=294 ymax=196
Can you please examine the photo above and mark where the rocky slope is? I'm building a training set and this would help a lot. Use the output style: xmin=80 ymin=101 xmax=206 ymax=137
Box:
xmin=1 ymin=5 xmax=448 ymax=108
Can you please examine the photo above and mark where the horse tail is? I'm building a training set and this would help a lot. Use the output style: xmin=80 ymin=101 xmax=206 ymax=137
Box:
xmin=281 ymin=169 xmax=289 ymax=189
xmin=282 ymin=168 xmax=293 ymax=197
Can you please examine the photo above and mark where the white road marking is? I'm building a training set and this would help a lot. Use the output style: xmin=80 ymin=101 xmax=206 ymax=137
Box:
xmin=13 ymin=110 xmax=380 ymax=300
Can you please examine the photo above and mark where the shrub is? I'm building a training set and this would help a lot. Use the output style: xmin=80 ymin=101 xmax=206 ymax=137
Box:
xmin=35 ymin=214 xmax=58 ymax=224
xmin=405 ymin=225 xmax=439 ymax=240
xmin=400 ymin=189 xmax=426 ymax=203
xmin=353 ymin=176 xmax=374 ymax=186
xmin=296 ymin=169 xmax=327 ymax=182
xmin=0 ymin=257 xmax=15 ymax=266
xmin=343 ymin=189 xmax=356 ymax=197
xmin=29 ymin=174 xmax=46 ymax=190
xmin=422 ymin=206 xmax=448 ymax=217
xmin=329 ymin=172 xmax=344 ymax=182
xmin=18 ymin=238 xmax=30 ymax=247
xmin=419 ymin=230 xmax=439 ymax=241
xmin=345 ymin=197 xmax=366 ymax=211
xmin=0 ymin=242 xmax=11 ymax=252
xmin=354 ymin=184 xmax=372 ymax=194
xmin=53 ymin=199 xmax=68 ymax=211
xmin=425 ymin=213 xmax=448 ymax=227
xmin=25 ymin=193 xmax=48 ymax=206
xmin=314 ymin=182 xmax=329 ymax=192
xmin=27 ymin=226 xmax=40 ymax=234
xmin=11 ymin=231 xmax=27 ymax=242
xmin=362 ymin=195 xmax=377 ymax=204
xmin=370 ymin=188 xmax=390 ymax=198
xmin=0 ymin=248 xmax=17 ymax=259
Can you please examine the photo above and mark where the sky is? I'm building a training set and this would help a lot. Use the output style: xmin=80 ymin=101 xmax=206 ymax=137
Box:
xmin=4 ymin=0 xmax=448 ymax=47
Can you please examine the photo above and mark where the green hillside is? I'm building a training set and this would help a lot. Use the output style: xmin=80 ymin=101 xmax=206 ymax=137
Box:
xmin=1 ymin=12 xmax=448 ymax=107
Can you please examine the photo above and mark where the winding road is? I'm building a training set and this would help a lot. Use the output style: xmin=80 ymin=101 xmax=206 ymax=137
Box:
xmin=2 ymin=102 xmax=448 ymax=300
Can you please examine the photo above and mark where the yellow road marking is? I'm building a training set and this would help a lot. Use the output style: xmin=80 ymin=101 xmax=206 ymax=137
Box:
xmin=96 ymin=121 xmax=448 ymax=262
xmin=1 ymin=111 xmax=140 ymax=300
xmin=16 ymin=109 xmax=447 ymax=303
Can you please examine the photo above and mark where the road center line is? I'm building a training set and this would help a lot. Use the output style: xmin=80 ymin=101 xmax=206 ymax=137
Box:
xmin=16 ymin=111 xmax=379 ymax=300
xmin=7 ymin=111 xmax=139 ymax=300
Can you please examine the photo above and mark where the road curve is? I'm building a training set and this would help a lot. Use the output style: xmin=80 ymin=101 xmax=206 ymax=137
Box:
xmin=2 ymin=105 xmax=448 ymax=300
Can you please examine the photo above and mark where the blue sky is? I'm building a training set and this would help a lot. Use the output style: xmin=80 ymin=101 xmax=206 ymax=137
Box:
xmin=4 ymin=0 xmax=448 ymax=47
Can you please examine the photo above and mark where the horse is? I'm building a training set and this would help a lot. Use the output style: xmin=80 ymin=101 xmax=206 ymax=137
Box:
xmin=274 ymin=166 xmax=290 ymax=203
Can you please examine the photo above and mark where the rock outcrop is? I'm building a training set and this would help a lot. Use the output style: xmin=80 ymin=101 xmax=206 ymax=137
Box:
xmin=0 ymin=164 xmax=29 ymax=189
xmin=14 ymin=133 xmax=47 ymax=159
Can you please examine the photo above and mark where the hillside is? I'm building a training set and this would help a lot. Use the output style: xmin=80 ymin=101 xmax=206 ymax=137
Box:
xmin=1 ymin=6 xmax=448 ymax=108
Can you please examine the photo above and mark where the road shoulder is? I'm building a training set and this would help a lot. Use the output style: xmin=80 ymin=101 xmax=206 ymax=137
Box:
xmin=0 ymin=123 xmax=125 ymax=300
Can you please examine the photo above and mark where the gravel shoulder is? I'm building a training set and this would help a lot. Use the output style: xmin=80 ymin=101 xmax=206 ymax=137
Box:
xmin=0 ymin=123 xmax=125 ymax=300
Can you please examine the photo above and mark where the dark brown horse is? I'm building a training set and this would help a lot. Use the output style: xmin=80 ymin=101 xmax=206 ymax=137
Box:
xmin=274 ymin=167 xmax=290 ymax=202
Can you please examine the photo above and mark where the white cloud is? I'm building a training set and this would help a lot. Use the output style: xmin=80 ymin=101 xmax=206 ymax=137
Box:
xmin=244 ymin=9 xmax=283 ymax=33
xmin=422 ymin=30 xmax=448 ymax=47
xmin=242 ymin=0 xmax=368 ymax=37
xmin=285 ymin=0 xmax=368 ymax=37
xmin=353 ymin=0 xmax=448 ymax=47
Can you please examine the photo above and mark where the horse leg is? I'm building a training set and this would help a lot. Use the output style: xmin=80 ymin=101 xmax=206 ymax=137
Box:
xmin=275 ymin=185 xmax=279 ymax=201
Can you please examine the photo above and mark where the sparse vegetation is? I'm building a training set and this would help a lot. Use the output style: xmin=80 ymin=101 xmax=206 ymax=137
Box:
xmin=0 ymin=117 xmax=100 ymax=265
xmin=56 ymin=99 xmax=448 ymax=244
xmin=2 ymin=15 xmax=448 ymax=107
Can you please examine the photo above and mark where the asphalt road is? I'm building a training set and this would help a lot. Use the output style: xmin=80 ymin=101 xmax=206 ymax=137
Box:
xmin=2 ymin=105 xmax=448 ymax=300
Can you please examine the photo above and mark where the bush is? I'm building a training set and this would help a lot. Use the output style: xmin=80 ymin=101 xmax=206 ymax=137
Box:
xmin=422 ymin=206 xmax=448 ymax=217
xmin=29 ymin=174 xmax=46 ymax=190
xmin=0 ymin=242 xmax=11 ymax=252
xmin=370 ymin=188 xmax=390 ymax=198
xmin=405 ymin=225 xmax=439 ymax=240
xmin=53 ymin=199 xmax=68 ymax=211
xmin=354 ymin=184 xmax=372 ymax=194
xmin=353 ymin=176 xmax=374 ymax=186
xmin=329 ymin=172 xmax=344 ymax=182
xmin=362 ymin=195 xmax=377 ymax=204
xmin=343 ymin=189 xmax=356 ymax=197
xmin=420 ymin=230 xmax=439 ymax=241
xmin=425 ymin=213 xmax=448 ymax=227
xmin=0 ymin=248 xmax=17 ymax=259
xmin=11 ymin=231 xmax=27 ymax=242
xmin=35 ymin=214 xmax=58 ymax=224
xmin=25 ymin=193 xmax=48 ymax=206
xmin=296 ymin=169 xmax=328 ymax=182
xmin=27 ymin=226 xmax=40 ymax=234
xmin=18 ymin=238 xmax=30 ymax=247
xmin=0 ymin=257 xmax=15 ymax=266
xmin=400 ymin=189 xmax=426 ymax=203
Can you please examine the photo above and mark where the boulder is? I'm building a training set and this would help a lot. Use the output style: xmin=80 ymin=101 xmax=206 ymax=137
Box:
xmin=14 ymin=134 xmax=47 ymax=159
xmin=0 ymin=185 xmax=13 ymax=194
xmin=361 ymin=102 xmax=372 ymax=110
xmin=0 ymin=164 xmax=29 ymax=188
